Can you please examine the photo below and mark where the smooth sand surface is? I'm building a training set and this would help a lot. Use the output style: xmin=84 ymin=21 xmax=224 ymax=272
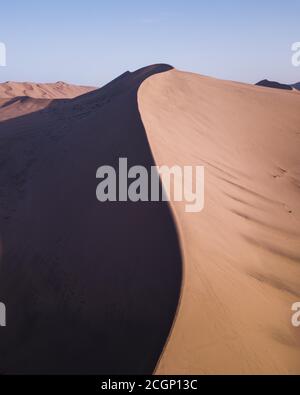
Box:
xmin=139 ymin=69 xmax=300 ymax=374
xmin=0 ymin=65 xmax=182 ymax=374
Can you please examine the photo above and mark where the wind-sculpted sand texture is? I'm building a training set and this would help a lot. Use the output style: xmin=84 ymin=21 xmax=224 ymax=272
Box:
xmin=139 ymin=69 xmax=300 ymax=374
xmin=0 ymin=65 xmax=182 ymax=374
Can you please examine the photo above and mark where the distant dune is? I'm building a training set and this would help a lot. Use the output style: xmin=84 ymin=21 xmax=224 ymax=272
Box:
xmin=256 ymin=79 xmax=300 ymax=91
xmin=0 ymin=96 xmax=52 ymax=122
xmin=139 ymin=70 xmax=300 ymax=374
xmin=0 ymin=81 xmax=96 ymax=122
xmin=0 ymin=81 xmax=95 ymax=99
xmin=292 ymin=82 xmax=300 ymax=91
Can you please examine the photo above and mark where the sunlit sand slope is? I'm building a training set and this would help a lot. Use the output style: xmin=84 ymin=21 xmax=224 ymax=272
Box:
xmin=139 ymin=69 xmax=300 ymax=374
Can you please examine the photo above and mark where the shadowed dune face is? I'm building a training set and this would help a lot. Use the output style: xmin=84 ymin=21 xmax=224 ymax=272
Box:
xmin=256 ymin=80 xmax=300 ymax=92
xmin=256 ymin=79 xmax=293 ymax=91
xmin=139 ymin=70 xmax=300 ymax=374
xmin=0 ymin=64 xmax=182 ymax=374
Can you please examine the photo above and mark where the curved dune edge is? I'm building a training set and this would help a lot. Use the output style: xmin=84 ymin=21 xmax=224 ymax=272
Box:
xmin=138 ymin=69 xmax=300 ymax=374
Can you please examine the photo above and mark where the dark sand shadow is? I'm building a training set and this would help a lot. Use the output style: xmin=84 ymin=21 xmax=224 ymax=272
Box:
xmin=0 ymin=64 xmax=182 ymax=374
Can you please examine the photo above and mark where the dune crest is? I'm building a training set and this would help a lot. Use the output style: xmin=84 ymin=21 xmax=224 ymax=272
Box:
xmin=139 ymin=69 xmax=300 ymax=374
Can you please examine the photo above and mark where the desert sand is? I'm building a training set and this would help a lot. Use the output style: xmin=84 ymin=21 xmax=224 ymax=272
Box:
xmin=0 ymin=97 xmax=52 ymax=122
xmin=256 ymin=80 xmax=300 ymax=91
xmin=139 ymin=69 xmax=300 ymax=374
xmin=0 ymin=81 xmax=94 ymax=99
xmin=0 ymin=65 xmax=181 ymax=374
xmin=293 ymin=82 xmax=300 ymax=91
xmin=1 ymin=64 xmax=300 ymax=375
xmin=256 ymin=79 xmax=293 ymax=90
xmin=0 ymin=82 xmax=95 ymax=122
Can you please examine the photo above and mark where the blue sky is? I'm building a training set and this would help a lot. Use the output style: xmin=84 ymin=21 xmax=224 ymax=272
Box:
xmin=0 ymin=0 xmax=299 ymax=86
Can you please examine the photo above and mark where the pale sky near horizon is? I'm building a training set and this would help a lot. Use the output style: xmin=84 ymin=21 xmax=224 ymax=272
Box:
xmin=0 ymin=0 xmax=299 ymax=87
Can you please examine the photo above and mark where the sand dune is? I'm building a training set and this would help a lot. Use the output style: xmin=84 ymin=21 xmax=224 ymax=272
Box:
xmin=257 ymin=79 xmax=300 ymax=92
xmin=293 ymin=82 xmax=300 ymax=91
xmin=0 ymin=81 xmax=95 ymax=99
xmin=1 ymin=64 xmax=299 ymax=375
xmin=139 ymin=70 xmax=300 ymax=374
xmin=0 ymin=97 xmax=52 ymax=122
xmin=0 ymin=65 xmax=181 ymax=374
xmin=0 ymin=82 xmax=96 ymax=122
xmin=256 ymin=79 xmax=293 ymax=90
